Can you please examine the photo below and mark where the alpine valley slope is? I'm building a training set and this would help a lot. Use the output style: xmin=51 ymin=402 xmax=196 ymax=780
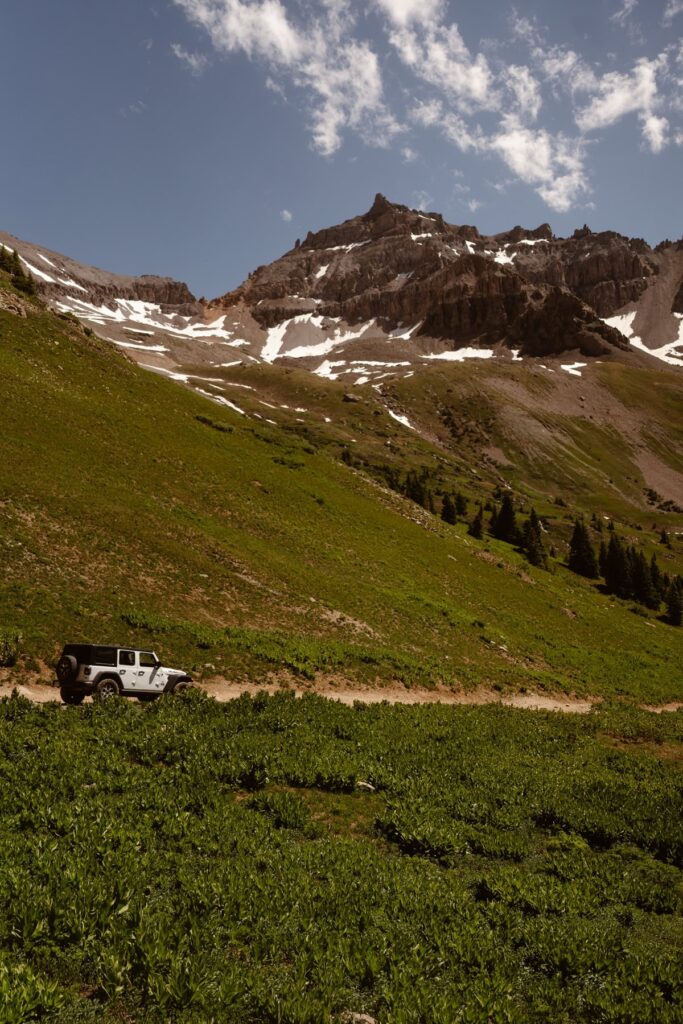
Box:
xmin=0 ymin=257 xmax=682 ymax=703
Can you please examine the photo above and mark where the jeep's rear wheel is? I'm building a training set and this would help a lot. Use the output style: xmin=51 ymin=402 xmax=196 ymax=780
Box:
xmin=95 ymin=677 xmax=120 ymax=701
xmin=173 ymin=681 xmax=193 ymax=695
xmin=60 ymin=687 xmax=85 ymax=706
xmin=56 ymin=655 xmax=78 ymax=685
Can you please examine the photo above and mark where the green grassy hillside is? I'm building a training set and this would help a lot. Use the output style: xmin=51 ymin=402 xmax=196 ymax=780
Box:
xmin=1 ymin=692 xmax=681 ymax=1022
xmin=0 ymin=279 xmax=681 ymax=701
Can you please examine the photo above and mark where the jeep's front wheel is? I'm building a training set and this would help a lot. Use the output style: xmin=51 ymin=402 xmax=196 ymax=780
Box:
xmin=95 ymin=677 xmax=120 ymax=701
xmin=60 ymin=687 xmax=85 ymax=706
xmin=173 ymin=681 xmax=194 ymax=695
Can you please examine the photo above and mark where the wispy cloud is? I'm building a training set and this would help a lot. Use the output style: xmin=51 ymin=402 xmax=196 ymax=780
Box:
xmin=412 ymin=189 xmax=433 ymax=211
xmin=171 ymin=0 xmax=681 ymax=213
xmin=610 ymin=0 xmax=638 ymax=26
xmin=171 ymin=42 xmax=210 ymax=74
xmin=280 ymin=208 xmax=293 ymax=222
xmin=121 ymin=100 xmax=147 ymax=117
xmin=663 ymin=0 xmax=683 ymax=24
xmin=173 ymin=0 xmax=402 ymax=156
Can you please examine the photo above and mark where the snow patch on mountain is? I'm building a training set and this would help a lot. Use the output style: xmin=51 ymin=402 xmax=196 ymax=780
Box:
xmin=387 ymin=409 xmax=415 ymax=430
xmin=425 ymin=348 xmax=494 ymax=362
xmin=561 ymin=362 xmax=587 ymax=377
xmin=604 ymin=311 xmax=683 ymax=367
xmin=56 ymin=296 xmax=235 ymax=341
xmin=20 ymin=257 xmax=55 ymax=283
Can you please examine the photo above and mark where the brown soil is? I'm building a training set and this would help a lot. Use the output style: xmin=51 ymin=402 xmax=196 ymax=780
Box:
xmin=0 ymin=678 xmax=596 ymax=713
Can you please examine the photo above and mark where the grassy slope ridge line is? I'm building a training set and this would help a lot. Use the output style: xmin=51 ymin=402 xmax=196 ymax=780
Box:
xmin=0 ymin=293 xmax=681 ymax=701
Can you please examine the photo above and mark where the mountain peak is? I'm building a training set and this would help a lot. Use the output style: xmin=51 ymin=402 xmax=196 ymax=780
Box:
xmin=365 ymin=192 xmax=415 ymax=222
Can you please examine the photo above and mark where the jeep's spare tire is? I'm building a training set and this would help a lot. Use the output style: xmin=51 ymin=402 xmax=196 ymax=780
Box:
xmin=56 ymin=655 xmax=78 ymax=684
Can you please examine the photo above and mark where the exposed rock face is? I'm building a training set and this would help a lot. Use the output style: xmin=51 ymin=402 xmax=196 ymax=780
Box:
xmin=3 ymin=196 xmax=681 ymax=397
xmin=210 ymin=194 xmax=679 ymax=364
xmin=0 ymin=230 xmax=199 ymax=312
xmin=673 ymin=281 xmax=683 ymax=315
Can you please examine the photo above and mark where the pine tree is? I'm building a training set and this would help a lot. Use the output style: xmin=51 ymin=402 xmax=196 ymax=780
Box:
xmin=665 ymin=579 xmax=682 ymax=626
xmin=426 ymin=490 xmax=436 ymax=515
xmin=604 ymin=534 xmax=632 ymax=598
xmin=468 ymin=506 xmax=484 ymax=539
xmin=488 ymin=503 xmax=499 ymax=535
xmin=455 ymin=492 xmax=468 ymax=518
xmin=568 ymin=519 xmax=599 ymax=579
xmin=650 ymin=554 xmax=665 ymax=600
xmin=494 ymin=493 xmax=517 ymax=543
xmin=599 ymin=540 xmax=608 ymax=578
xmin=660 ymin=529 xmax=671 ymax=547
xmin=441 ymin=494 xmax=457 ymax=525
xmin=522 ymin=509 xmax=547 ymax=569
xmin=631 ymin=549 xmax=658 ymax=609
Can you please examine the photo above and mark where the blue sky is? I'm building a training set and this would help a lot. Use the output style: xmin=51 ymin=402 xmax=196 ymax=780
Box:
xmin=1 ymin=0 xmax=681 ymax=297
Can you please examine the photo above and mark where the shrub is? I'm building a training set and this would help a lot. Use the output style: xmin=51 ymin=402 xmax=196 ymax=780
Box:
xmin=0 ymin=629 xmax=21 ymax=667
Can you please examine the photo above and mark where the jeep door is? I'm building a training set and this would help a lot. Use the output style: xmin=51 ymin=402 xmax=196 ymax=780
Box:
xmin=138 ymin=651 xmax=166 ymax=693
xmin=117 ymin=649 xmax=137 ymax=692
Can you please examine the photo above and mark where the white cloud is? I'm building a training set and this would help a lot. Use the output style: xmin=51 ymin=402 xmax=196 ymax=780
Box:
xmin=575 ymin=55 xmax=670 ymax=151
xmin=173 ymin=0 xmax=679 ymax=214
xmin=280 ymin=208 xmax=293 ymax=221
xmin=611 ymin=0 xmax=638 ymax=26
xmin=173 ymin=0 xmax=400 ymax=155
xmin=374 ymin=0 xmax=444 ymax=27
xmin=504 ymin=65 xmax=542 ymax=121
xmin=174 ymin=0 xmax=303 ymax=64
xmin=540 ymin=47 xmax=598 ymax=94
xmin=388 ymin=23 xmax=497 ymax=111
xmin=412 ymin=189 xmax=433 ymax=211
xmin=467 ymin=198 xmax=482 ymax=213
xmin=489 ymin=116 xmax=588 ymax=211
xmin=641 ymin=113 xmax=669 ymax=151
xmin=663 ymin=1 xmax=683 ymax=24
xmin=122 ymin=100 xmax=147 ymax=117
xmin=171 ymin=42 xmax=210 ymax=74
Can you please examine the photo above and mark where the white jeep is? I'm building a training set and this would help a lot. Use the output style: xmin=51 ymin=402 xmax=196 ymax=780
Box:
xmin=56 ymin=644 xmax=194 ymax=705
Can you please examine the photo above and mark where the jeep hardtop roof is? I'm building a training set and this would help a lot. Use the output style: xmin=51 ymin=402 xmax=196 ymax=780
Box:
xmin=62 ymin=644 xmax=157 ymax=667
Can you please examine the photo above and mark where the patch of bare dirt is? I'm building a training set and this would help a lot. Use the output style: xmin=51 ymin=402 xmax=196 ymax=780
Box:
xmin=1 ymin=678 xmax=597 ymax=714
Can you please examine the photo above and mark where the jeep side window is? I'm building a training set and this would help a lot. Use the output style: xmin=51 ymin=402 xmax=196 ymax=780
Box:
xmin=139 ymin=652 xmax=158 ymax=668
xmin=119 ymin=650 xmax=135 ymax=667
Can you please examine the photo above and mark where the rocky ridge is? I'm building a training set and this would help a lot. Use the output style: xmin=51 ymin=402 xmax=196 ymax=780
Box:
xmin=2 ymin=197 xmax=682 ymax=398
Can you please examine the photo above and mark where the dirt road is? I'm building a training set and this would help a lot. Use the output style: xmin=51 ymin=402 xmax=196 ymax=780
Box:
xmin=0 ymin=678 xmax=597 ymax=713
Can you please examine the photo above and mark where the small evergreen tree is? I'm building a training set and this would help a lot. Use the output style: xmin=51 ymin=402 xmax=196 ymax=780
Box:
xmin=568 ymin=519 xmax=599 ymax=579
xmin=455 ymin=492 xmax=468 ymax=518
xmin=494 ymin=493 xmax=517 ymax=543
xmin=598 ymin=540 xmax=608 ymax=578
xmin=650 ymin=554 xmax=665 ymax=600
xmin=468 ymin=506 xmax=484 ymax=539
xmin=631 ymin=549 xmax=658 ymax=609
xmin=604 ymin=534 xmax=632 ymax=598
xmin=665 ymin=578 xmax=682 ymax=626
xmin=441 ymin=493 xmax=457 ymax=525
xmin=488 ymin=503 xmax=499 ymax=535
xmin=660 ymin=529 xmax=671 ymax=547
xmin=522 ymin=508 xmax=547 ymax=568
